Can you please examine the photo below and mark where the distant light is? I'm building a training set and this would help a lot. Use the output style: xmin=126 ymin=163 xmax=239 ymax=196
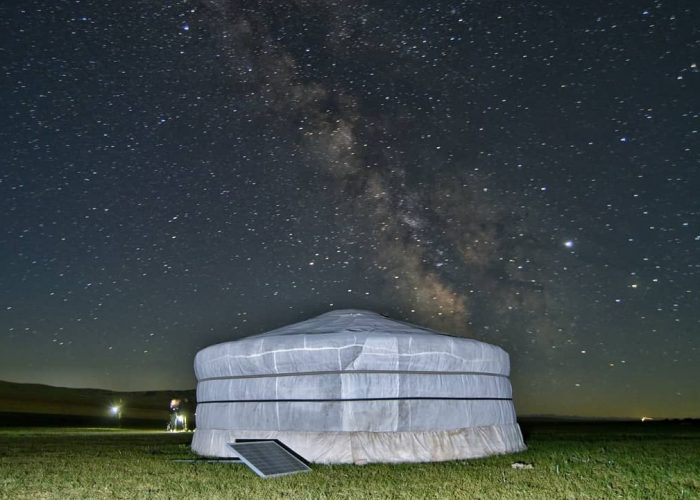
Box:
xmin=641 ymin=416 xmax=654 ymax=422
xmin=176 ymin=414 xmax=185 ymax=423
xmin=564 ymin=240 xmax=574 ymax=248
xmin=110 ymin=405 xmax=120 ymax=416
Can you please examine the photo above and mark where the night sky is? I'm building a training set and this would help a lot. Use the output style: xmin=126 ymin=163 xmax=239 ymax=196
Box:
xmin=1 ymin=0 xmax=698 ymax=418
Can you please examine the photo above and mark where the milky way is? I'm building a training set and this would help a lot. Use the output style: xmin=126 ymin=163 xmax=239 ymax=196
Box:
xmin=1 ymin=0 xmax=698 ymax=417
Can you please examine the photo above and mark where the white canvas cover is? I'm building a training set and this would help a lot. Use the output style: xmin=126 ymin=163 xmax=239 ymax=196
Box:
xmin=192 ymin=309 xmax=526 ymax=463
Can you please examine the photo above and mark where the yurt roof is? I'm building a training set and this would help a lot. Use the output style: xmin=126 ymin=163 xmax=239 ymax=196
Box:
xmin=250 ymin=309 xmax=453 ymax=339
xmin=194 ymin=309 xmax=510 ymax=386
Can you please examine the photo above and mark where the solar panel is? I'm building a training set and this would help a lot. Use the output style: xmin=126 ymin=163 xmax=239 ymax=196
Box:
xmin=229 ymin=441 xmax=311 ymax=478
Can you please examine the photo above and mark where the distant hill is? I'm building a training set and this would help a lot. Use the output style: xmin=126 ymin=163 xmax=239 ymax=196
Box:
xmin=0 ymin=380 xmax=195 ymax=427
xmin=518 ymin=414 xmax=638 ymax=423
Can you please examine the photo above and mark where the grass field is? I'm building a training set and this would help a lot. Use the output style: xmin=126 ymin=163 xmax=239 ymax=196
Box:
xmin=1 ymin=423 xmax=698 ymax=499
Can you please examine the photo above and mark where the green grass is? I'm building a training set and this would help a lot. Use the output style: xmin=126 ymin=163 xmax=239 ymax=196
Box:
xmin=0 ymin=424 xmax=698 ymax=499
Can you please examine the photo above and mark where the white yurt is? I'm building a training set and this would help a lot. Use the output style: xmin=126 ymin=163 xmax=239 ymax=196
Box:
xmin=192 ymin=309 xmax=526 ymax=464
